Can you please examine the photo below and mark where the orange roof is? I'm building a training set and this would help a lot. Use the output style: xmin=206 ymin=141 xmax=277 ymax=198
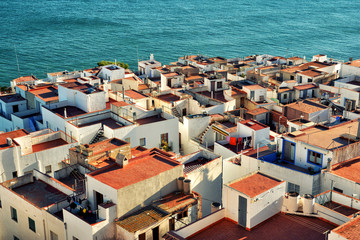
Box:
xmin=85 ymin=138 xmax=129 ymax=155
xmin=288 ymin=56 xmax=303 ymax=61
xmin=240 ymin=119 xmax=268 ymax=131
xmin=30 ymin=86 xmax=59 ymax=102
xmin=285 ymin=100 xmax=327 ymax=114
xmin=346 ymin=59 xmax=360 ymax=68
xmin=244 ymin=84 xmax=265 ymax=90
xmin=331 ymin=157 xmax=360 ymax=183
xmin=247 ymin=107 xmax=268 ymax=116
xmin=138 ymin=84 xmax=149 ymax=90
xmin=111 ymin=101 xmax=130 ymax=107
xmin=13 ymin=75 xmax=37 ymax=83
xmin=88 ymin=149 xmax=180 ymax=189
xmin=278 ymin=87 xmax=291 ymax=93
xmin=281 ymin=62 xmax=330 ymax=73
xmin=299 ymin=69 xmax=326 ymax=78
xmin=229 ymin=173 xmax=283 ymax=198
xmin=332 ymin=215 xmax=360 ymax=240
xmin=125 ymin=90 xmax=147 ymax=100
xmin=293 ymin=84 xmax=317 ymax=91
xmin=0 ymin=129 xmax=28 ymax=150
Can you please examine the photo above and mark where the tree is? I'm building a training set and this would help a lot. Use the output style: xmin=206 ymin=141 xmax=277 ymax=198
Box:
xmin=97 ymin=60 xmax=129 ymax=69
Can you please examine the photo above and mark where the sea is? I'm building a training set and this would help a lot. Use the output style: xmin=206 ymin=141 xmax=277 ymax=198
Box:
xmin=0 ymin=0 xmax=359 ymax=85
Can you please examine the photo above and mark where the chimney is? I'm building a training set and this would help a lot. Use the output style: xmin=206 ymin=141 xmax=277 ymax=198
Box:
xmin=211 ymin=202 xmax=221 ymax=213
xmin=116 ymin=153 xmax=128 ymax=168
xmin=183 ymin=179 xmax=192 ymax=194
xmin=6 ymin=138 xmax=13 ymax=146
xmin=326 ymin=158 xmax=331 ymax=172
xmin=150 ymin=53 xmax=154 ymax=61
xmin=64 ymin=108 xmax=67 ymax=118
xmin=177 ymin=177 xmax=185 ymax=192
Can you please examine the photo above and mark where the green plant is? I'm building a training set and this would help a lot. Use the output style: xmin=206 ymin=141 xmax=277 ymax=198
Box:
xmin=97 ymin=60 xmax=129 ymax=69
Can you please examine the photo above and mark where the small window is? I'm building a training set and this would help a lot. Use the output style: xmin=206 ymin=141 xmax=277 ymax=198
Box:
xmin=12 ymin=171 xmax=17 ymax=178
xmin=12 ymin=105 xmax=19 ymax=113
xmin=299 ymin=76 xmax=302 ymax=83
xmin=45 ymin=165 xmax=52 ymax=174
xmin=73 ymin=237 xmax=79 ymax=240
xmin=0 ymin=198 xmax=2 ymax=208
xmin=290 ymin=75 xmax=295 ymax=80
xmin=217 ymin=81 xmax=222 ymax=89
xmin=161 ymin=133 xmax=168 ymax=144
xmin=308 ymin=150 xmax=322 ymax=165
xmin=308 ymin=78 xmax=313 ymax=82
xmin=11 ymin=207 xmax=17 ymax=222
xmin=13 ymin=236 xmax=19 ymax=240
xmin=283 ymin=94 xmax=287 ymax=100
xmin=140 ymin=138 xmax=146 ymax=147
xmin=288 ymin=183 xmax=300 ymax=193
xmin=139 ymin=233 xmax=146 ymax=240
xmin=333 ymin=187 xmax=343 ymax=193
xmin=50 ymin=231 xmax=58 ymax=240
xmin=29 ymin=217 xmax=36 ymax=232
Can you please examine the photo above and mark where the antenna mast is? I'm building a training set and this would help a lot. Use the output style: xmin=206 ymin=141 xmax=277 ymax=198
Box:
xmin=14 ymin=45 xmax=21 ymax=77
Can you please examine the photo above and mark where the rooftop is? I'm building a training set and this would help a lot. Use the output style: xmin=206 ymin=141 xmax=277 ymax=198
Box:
xmin=188 ymin=214 xmax=336 ymax=240
xmin=60 ymin=82 xmax=101 ymax=94
xmin=196 ymin=91 xmax=227 ymax=103
xmin=51 ymin=106 xmax=86 ymax=119
xmin=32 ymin=138 xmax=69 ymax=153
xmin=346 ymin=59 xmax=360 ymax=68
xmin=30 ymin=86 xmax=59 ymax=102
xmin=12 ymin=180 xmax=68 ymax=208
xmin=184 ymin=156 xmax=215 ymax=174
xmin=125 ymin=89 xmax=148 ymax=100
xmin=281 ymin=62 xmax=331 ymax=73
xmin=0 ymin=94 xmax=25 ymax=103
xmin=228 ymin=172 xmax=283 ymax=198
xmin=323 ymin=201 xmax=359 ymax=217
xmin=285 ymin=100 xmax=327 ymax=114
xmin=0 ymin=129 xmax=28 ymax=150
xmin=154 ymin=192 xmax=198 ymax=213
xmin=240 ymin=119 xmax=268 ymax=131
xmin=331 ymin=157 xmax=360 ymax=183
xmin=88 ymin=150 xmax=180 ymax=189
xmin=136 ymin=115 xmax=166 ymax=125
xmin=293 ymin=84 xmax=318 ymax=91
xmin=285 ymin=120 xmax=360 ymax=150
xmin=332 ymin=215 xmax=360 ymax=240
xmin=243 ymin=84 xmax=265 ymax=90
xmin=12 ymin=75 xmax=37 ymax=83
xmin=156 ymin=93 xmax=181 ymax=103
xmin=81 ymin=138 xmax=129 ymax=156
xmin=116 ymin=206 xmax=168 ymax=233
xmin=246 ymin=107 xmax=268 ymax=116
xmin=299 ymin=69 xmax=326 ymax=78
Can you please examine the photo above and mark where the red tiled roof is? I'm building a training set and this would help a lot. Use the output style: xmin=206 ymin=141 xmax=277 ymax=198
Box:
xmin=156 ymin=93 xmax=181 ymax=103
xmin=332 ymin=215 xmax=360 ymax=239
xmin=111 ymin=101 xmax=130 ymax=107
xmin=88 ymin=150 xmax=181 ymax=189
xmin=293 ymin=84 xmax=317 ymax=91
xmin=331 ymin=157 xmax=360 ymax=183
xmin=229 ymin=173 xmax=283 ymax=198
xmin=299 ymin=69 xmax=326 ymax=78
xmin=246 ymin=107 xmax=268 ymax=116
xmin=243 ymin=84 xmax=265 ymax=90
xmin=13 ymin=75 xmax=37 ymax=83
xmin=240 ymin=119 xmax=268 ymax=131
xmin=0 ymin=129 xmax=28 ymax=150
xmin=30 ymin=86 xmax=59 ymax=102
xmin=125 ymin=89 xmax=147 ymax=100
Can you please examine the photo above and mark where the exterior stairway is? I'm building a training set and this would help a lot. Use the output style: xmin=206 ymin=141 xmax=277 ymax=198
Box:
xmin=89 ymin=127 xmax=104 ymax=144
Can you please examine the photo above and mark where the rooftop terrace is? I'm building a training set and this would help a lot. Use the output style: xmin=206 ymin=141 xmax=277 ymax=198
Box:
xmin=188 ymin=214 xmax=336 ymax=240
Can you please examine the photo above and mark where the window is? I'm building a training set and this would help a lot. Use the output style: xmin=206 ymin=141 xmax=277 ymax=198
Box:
xmin=299 ymin=76 xmax=302 ymax=83
xmin=333 ymin=187 xmax=343 ymax=193
xmin=308 ymin=150 xmax=322 ymax=165
xmin=12 ymin=171 xmax=17 ymax=178
xmin=161 ymin=133 xmax=168 ymax=144
xmin=11 ymin=207 xmax=17 ymax=222
xmin=290 ymin=75 xmax=295 ymax=80
xmin=29 ymin=217 xmax=36 ymax=232
xmin=50 ymin=231 xmax=58 ymax=240
xmin=308 ymin=78 xmax=313 ymax=82
xmin=283 ymin=140 xmax=295 ymax=163
xmin=283 ymin=94 xmax=287 ymax=100
xmin=13 ymin=236 xmax=19 ymax=240
xmin=0 ymin=198 xmax=2 ymax=208
xmin=288 ymin=183 xmax=300 ymax=193
xmin=140 ymin=138 xmax=146 ymax=146
xmin=73 ymin=237 xmax=79 ymax=240
xmin=177 ymin=209 xmax=188 ymax=220
xmin=217 ymin=81 xmax=222 ymax=89
xmin=139 ymin=233 xmax=146 ymax=240
xmin=45 ymin=165 xmax=52 ymax=174
xmin=12 ymin=105 xmax=19 ymax=113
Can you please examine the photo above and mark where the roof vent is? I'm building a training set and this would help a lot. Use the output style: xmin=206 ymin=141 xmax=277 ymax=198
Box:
xmin=6 ymin=138 xmax=13 ymax=146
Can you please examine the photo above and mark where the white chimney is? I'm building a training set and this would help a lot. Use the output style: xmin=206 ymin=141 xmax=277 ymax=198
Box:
xmin=64 ymin=108 xmax=67 ymax=118
xmin=150 ymin=53 xmax=154 ymax=61
xmin=6 ymin=138 xmax=13 ymax=146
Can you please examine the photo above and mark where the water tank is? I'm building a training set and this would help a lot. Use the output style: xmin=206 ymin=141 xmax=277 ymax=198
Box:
xmin=183 ymin=179 xmax=192 ymax=194
xmin=287 ymin=192 xmax=299 ymax=212
xmin=177 ymin=177 xmax=185 ymax=192
xmin=211 ymin=202 xmax=221 ymax=213
xmin=303 ymin=194 xmax=314 ymax=214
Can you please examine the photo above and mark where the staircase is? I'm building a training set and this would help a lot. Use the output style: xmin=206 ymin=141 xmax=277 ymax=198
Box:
xmin=197 ymin=125 xmax=211 ymax=145
xmin=172 ymin=107 xmax=183 ymax=123
xmin=89 ymin=127 xmax=104 ymax=144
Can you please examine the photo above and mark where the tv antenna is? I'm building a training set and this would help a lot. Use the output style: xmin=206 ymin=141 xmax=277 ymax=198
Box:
xmin=14 ymin=45 xmax=21 ymax=77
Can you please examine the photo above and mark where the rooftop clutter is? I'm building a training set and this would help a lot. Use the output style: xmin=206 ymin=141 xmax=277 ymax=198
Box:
xmin=0 ymin=53 xmax=360 ymax=239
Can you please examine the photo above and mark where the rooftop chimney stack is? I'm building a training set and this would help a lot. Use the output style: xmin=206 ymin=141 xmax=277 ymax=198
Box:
xmin=116 ymin=153 xmax=128 ymax=168
xmin=6 ymin=138 xmax=13 ymax=146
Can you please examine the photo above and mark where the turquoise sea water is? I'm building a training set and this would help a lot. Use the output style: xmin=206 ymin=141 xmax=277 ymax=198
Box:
xmin=0 ymin=0 xmax=359 ymax=84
